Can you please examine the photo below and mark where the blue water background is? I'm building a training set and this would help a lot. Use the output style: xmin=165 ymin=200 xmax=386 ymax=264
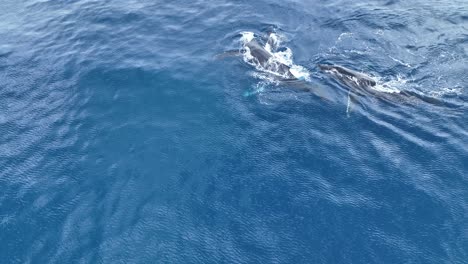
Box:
xmin=1 ymin=0 xmax=467 ymax=263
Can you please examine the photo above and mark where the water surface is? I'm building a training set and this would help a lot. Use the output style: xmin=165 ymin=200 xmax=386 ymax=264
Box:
xmin=0 ymin=0 xmax=467 ymax=263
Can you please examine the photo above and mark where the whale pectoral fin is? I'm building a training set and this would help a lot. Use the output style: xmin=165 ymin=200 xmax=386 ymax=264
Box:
xmin=346 ymin=91 xmax=359 ymax=117
xmin=215 ymin=50 xmax=242 ymax=60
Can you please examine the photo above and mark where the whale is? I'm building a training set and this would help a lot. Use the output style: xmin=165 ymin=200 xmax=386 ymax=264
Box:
xmin=217 ymin=33 xmax=336 ymax=100
xmin=217 ymin=32 xmax=302 ymax=81
xmin=317 ymin=64 xmax=449 ymax=111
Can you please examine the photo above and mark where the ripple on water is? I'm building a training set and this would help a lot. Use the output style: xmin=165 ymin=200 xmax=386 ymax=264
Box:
xmin=0 ymin=0 xmax=467 ymax=263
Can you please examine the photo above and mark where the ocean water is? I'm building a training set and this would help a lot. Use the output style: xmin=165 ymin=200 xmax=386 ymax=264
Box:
xmin=0 ymin=0 xmax=467 ymax=263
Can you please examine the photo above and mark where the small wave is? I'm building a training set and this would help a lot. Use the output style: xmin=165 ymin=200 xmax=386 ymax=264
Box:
xmin=429 ymin=87 xmax=463 ymax=98
xmin=337 ymin=32 xmax=354 ymax=43
xmin=249 ymin=71 xmax=281 ymax=85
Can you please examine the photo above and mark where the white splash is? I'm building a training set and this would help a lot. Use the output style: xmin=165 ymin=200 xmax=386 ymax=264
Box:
xmin=373 ymin=74 xmax=464 ymax=99
xmin=375 ymin=30 xmax=384 ymax=36
xmin=389 ymin=56 xmax=411 ymax=68
xmin=372 ymin=75 xmax=407 ymax=94
xmin=239 ymin=31 xmax=254 ymax=43
xmin=429 ymin=87 xmax=463 ymax=98
xmin=337 ymin=32 xmax=354 ymax=42
xmin=264 ymin=33 xmax=281 ymax=52
xmin=239 ymin=31 xmax=311 ymax=82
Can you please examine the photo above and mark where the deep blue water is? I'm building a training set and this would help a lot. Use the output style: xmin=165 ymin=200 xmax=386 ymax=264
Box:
xmin=1 ymin=0 xmax=467 ymax=263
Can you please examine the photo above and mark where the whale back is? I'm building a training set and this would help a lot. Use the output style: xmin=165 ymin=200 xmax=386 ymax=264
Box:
xmin=245 ymin=40 xmax=273 ymax=66
xmin=245 ymin=39 xmax=295 ymax=79
xmin=318 ymin=64 xmax=376 ymax=91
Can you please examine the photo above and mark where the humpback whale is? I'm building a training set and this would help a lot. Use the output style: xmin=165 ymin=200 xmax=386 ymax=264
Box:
xmin=217 ymin=32 xmax=308 ymax=82
xmin=218 ymin=32 xmax=336 ymax=100
xmin=318 ymin=64 xmax=448 ymax=111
